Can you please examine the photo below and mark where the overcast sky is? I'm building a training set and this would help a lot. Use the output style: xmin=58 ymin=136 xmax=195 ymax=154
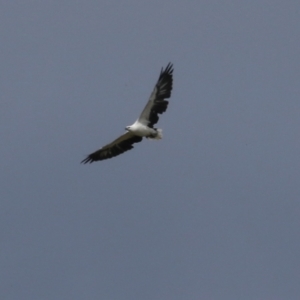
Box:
xmin=1 ymin=1 xmax=300 ymax=299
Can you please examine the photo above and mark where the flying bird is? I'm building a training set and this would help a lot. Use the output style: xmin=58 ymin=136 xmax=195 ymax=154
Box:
xmin=81 ymin=63 xmax=173 ymax=163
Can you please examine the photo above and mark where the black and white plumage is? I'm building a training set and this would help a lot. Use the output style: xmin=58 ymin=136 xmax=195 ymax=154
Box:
xmin=81 ymin=63 xmax=173 ymax=163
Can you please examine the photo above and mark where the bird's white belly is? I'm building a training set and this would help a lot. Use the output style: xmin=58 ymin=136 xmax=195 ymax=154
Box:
xmin=129 ymin=122 xmax=154 ymax=137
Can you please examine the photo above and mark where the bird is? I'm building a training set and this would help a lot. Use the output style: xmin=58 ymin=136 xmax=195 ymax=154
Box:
xmin=81 ymin=63 xmax=173 ymax=163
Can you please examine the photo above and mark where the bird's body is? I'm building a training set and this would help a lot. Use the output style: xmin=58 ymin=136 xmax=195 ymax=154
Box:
xmin=126 ymin=122 xmax=161 ymax=139
xmin=81 ymin=63 xmax=173 ymax=163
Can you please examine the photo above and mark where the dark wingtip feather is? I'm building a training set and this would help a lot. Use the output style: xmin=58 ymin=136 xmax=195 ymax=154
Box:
xmin=160 ymin=62 xmax=173 ymax=77
xmin=81 ymin=155 xmax=95 ymax=164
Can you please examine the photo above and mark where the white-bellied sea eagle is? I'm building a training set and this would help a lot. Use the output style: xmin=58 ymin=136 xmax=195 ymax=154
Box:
xmin=81 ymin=63 xmax=173 ymax=163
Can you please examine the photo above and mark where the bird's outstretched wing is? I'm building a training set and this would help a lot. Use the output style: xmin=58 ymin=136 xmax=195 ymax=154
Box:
xmin=138 ymin=63 xmax=173 ymax=128
xmin=81 ymin=132 xmax=143 ymax=163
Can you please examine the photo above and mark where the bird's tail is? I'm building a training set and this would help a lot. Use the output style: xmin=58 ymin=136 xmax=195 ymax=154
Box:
xmin=149 ymin=128 xmax=162 ymax=140
xmin=155 ymin=129 xmax=163 ymax=139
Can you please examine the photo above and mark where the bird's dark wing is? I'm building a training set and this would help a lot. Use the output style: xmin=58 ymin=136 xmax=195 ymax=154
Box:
xmin=138 ymin=63 xmax=173 ymax=128
xmin=81 ymin=132 xmax=143 ymax=163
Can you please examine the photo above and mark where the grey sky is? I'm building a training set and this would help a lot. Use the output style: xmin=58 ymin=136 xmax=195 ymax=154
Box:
xmin=1 ymin=1 xmax=300 ymax=299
